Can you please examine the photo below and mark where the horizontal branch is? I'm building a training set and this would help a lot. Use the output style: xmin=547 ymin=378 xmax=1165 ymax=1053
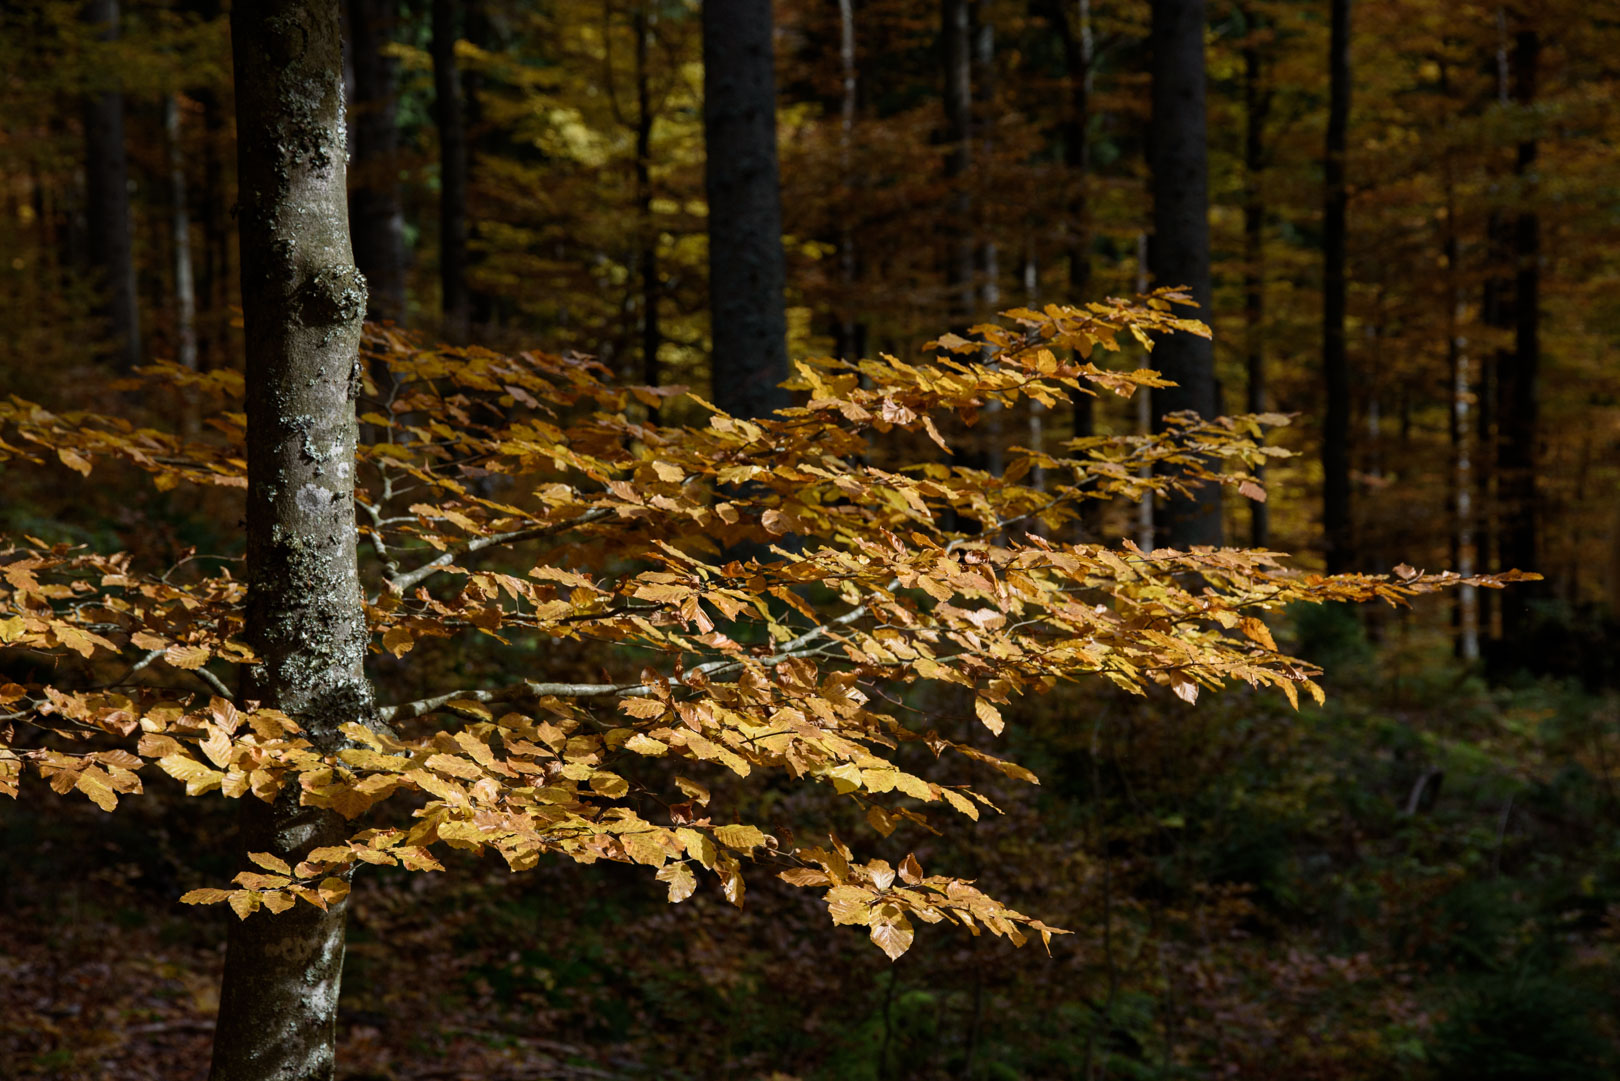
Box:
xmin=387 ymin=507 xmax=613 ymax=594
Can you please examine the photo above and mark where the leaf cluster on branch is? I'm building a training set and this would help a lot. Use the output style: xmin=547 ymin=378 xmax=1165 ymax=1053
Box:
xmin=0 ymin=295 xmax=1533 ymax=960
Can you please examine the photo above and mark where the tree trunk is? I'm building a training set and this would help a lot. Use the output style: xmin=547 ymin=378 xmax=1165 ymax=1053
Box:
xmin=166 ymin=96 xmax=199 ymax=374
xmin=834 ymin=0 xmax=865 ymax=363
xmin=432 ymin=0 xmax=470 ymax=341
xmin=209 ymin=2 xmax=378 ymax=1078
xmin=702 ymin=0 xmax=790 ymax=418
xmin=1241 ymin=14 xmax=1269 ymax=549
xmin=1321 ymin=0 xmax=1352 ymax=572
xmin=1148 ymin=0 xmax=1221 ymax=547
xmin=634 ymin=1 xmax=662 ymax=404
xmin=348 ymin=0 xmax=407 ymax=324
xmin=82 ymin=0 xmax=140 ymax=370
xmin=1498 ymin=23 xmax=1540 ymax=625
xmin=941 ymin=0 xmax=974 ymax=319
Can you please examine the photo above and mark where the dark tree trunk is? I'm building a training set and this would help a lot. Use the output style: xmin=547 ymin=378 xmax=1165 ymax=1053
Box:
xmin=348 ymin=0 xmax=407 ymax=324
xmin=209 ymin=2 xmax=378 ymax=1078
xmin=1148 ymin=0 xmax=1221 ymax=547
xmin=941 ymin=0 xmax=974 ymax=318
xmin=1044 ymin=0 xmax=1094 ymax=443
xmin=834 ymin=0 xmax=865 ymax=363
xmin=464 ymin=0 xmax=497 ymax=333
xmin=1321 ymin=0 xmax=1352 ymax=571
xmin=1498 ymin=24 xmax=1540 ymax=609
xmin=82 ymin=0 xmax=140 ymax=370
xmin=702 ymin=0 xmax=790 ymax=418
xmin=1241 ymin=14 xmax=1269 ymax=549
xmin=634 ymin=2 xmax=661 ymax=403
xmin=432 ymin=0 xmax=470 ymax=341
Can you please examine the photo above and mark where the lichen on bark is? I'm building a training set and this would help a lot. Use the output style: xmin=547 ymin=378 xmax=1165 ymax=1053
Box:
xmin=209 ymin=3 xmax=380 ymax=1079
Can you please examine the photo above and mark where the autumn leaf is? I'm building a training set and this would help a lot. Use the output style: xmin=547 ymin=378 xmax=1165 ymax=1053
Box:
xmin=870 ymin=911 xmax=915 ymax=961
xmin=382 ymin=626 xmax=414 ymax=657
xmin=656 ymin=862 xmax=697 ymax=903
xmin=164 ymin=643 xmax=212 ymax=669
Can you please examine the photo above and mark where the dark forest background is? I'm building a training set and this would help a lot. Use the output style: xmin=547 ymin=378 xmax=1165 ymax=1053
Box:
xmin=4 ymin=0 xmax=1620 ymax=1078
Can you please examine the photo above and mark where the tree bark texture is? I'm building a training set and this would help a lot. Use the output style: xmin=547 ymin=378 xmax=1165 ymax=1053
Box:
xmin=432 ymin=0 xmax=470 ymax=341
xmin=82 ymin=0 xmax=141 ymax=371
xmin=1321 ymin=0 xmax=1352 ymax=572
xmin=209 ymin=2 xmax=378 ymax=1078
xmin=348 ymin=0 xmax=407 ymax=324
xmin=702 ymin=0 xmax=790 ymax=418
xmin=1148 ymin=0 xmax=1222 ymax=547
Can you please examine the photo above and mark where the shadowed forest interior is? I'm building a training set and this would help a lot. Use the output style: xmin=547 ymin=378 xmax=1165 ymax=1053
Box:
xmin=3 ymin=0 xmax=1620 ymax=1078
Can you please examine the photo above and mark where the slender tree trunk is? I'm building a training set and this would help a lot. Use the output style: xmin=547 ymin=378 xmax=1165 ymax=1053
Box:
xmin=702 ymin=0 xmax=790 ymax=418
xmin=1241 ymin=18 xmax=1269 ymax=549
xmin=835 ymin=0 xmax=865 ymax=363
xmin=464 ymin=0 xmax=496 ymax=334
xmin=1444 ymin=193 xmax=1479 ymax=660
xmin=82 ymin=0 xmax=140 ymax=370
xmin=1498 ymin=23 xmax=1540 ymax=618
xmin=634 ymin=2 xmax=661 ymax=403
xmin=432 ymin=0 xmax=470 ymax=341
xmin=348 ymin=0 xmax=407 ymax=324
xmin=941 ymin=0 xmax=974 ymax=319
xmin=1148 ymin=0 xmax=1221 ymax=547
xmin=1321 ymin=0 xmax=1352 ymax=571
xmin=1049 ymin=0 xmax=1094 ymax=443
xmin=209 ymin=3 xmax=378 ymax=1078
xmin=1135 ymin=232 xmax=1155 ymax=552
xmin=166 ymin=96 xmax=199 ymax=374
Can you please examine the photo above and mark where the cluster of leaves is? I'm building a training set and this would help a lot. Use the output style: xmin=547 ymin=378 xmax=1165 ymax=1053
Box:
xmin=0 ymin=295 xmax=1532 ymax=959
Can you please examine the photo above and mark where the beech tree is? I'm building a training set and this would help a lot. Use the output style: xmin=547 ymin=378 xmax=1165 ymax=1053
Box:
xmin=1148 ymin=0 xmax=1221 ymax=547
xmin=702 ymin=0 xmax=790 ymax=418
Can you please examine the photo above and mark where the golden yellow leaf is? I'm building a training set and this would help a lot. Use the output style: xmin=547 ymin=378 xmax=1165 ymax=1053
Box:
xmin=974 ymin=696 xmax=1004 ymax=736
xmin=382 ymin=626 xmax=414 ymax=657
xmin=714 ymin=823 xmax=768 ymax=853
xmin=164 ymin=643 xmax=212 ymax=670
xmin=656 ymin=862 xmax=697 ymax=903
xmin=56 ymin=447 xmax=91 ymax=476
xmin=870 ymin=913 xmax=915 ymax=961
xmin=228 ymin=890 xmax=262 ymax=920
xmin=247 ymin=851 xmax=293 ymax=876
xmin=675 ymin=775 xmax=710 ymax=805
xmin=75 ymin=768 xmax=117 ymax=812
xmin=179 ymin=888 xmax=232 ymax=905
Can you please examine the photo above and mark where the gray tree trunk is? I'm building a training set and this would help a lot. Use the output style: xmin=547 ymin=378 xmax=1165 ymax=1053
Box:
xmin=208 ymin=2 xmax=378 ymax=1078
xmin=166 ymin=96 xmax=199 ymax=374
xmin=1148 ymin=0 xmax=1221 ymax=547
xmin=702 ymin=0 xmax=790 ymax=418
xmin=348 ymin=0 xmax=407 ymax=324
xmin=1321 ymin=0 xmax=1352 ymax=572
xmin=82 ymin=0 xmax=140 ymax=370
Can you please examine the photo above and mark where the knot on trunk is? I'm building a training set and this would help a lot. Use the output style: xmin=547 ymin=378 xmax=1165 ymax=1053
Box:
xmin=296 ymin=264 xmax=368 ymax=328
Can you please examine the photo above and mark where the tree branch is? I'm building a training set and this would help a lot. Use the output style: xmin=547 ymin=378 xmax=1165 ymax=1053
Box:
xmin=386 ymin=507 xmax=613 ymax=594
